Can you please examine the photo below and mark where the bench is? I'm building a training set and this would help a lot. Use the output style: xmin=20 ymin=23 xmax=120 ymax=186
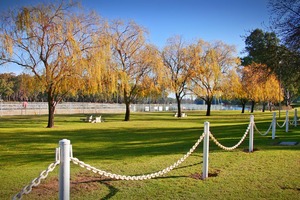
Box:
xmin=91 ymin=116 xmax=102 ymax=123
xmin=174 ymin=112 xmax=187 ymax=117
xmin=80 ymin=115 xmax=93 ymax=122
xmin=81 ymin=115 xmax=102 ymax=123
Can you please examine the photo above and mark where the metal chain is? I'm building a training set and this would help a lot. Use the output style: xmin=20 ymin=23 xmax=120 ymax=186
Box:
xmin=71 ymin=133 xmax=206 ymax=181
xmin=12 ymin=161 xmax=60 ymax=200
xmin=254 ymin=122 xmax=272 ymax=136
xmin=209 ymin=124 xmax=251 ymax=151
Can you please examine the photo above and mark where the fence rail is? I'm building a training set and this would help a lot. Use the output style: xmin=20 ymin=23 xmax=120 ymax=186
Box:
xmin=0 ymin=102 xmax=245 ymax=116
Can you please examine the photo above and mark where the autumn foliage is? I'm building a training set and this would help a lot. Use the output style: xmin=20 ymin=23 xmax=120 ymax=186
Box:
xmin=0 ymin=1 xmax=287 ymax=126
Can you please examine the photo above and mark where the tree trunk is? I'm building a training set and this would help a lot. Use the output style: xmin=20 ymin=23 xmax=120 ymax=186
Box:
xmin=175 ymin=94 xmax=181 ymax=117
xmin=262 ymin=102 xmax=266 ymax=112
xmin=206 ymin=100 xmax=212 ymax=116
xmin=125 ymin=102 xmax=130 ymax=121
xmin=269 ymin=102 xmax=272 ymax=112
xmin=124 ymin=89 xmax=130 ymax=121
xmin=241 ymin=103 xmax=246 ymax=113
xmin=250 ymin=100 xmax=255 ymax=113
xmin=47 ymin=94 xmax=56 ymax=128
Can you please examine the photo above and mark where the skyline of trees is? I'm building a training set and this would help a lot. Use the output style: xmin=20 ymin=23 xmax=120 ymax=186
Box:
xmin=0 ymin=1 xmax=299 ymax=126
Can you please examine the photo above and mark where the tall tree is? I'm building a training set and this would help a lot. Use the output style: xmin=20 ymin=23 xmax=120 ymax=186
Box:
xmin=277 ymin=47 xmax=300 ymax=105
xmin=269 ymin=0 xmax=300 ymax=52
xmin=161 ymin=36 xmax=193 ymax=117
xmin=240 ymin=63 xmax=284 ymax=113
xmin=242 ymin=29 xmax=280 ymax=70
xmin=110 ymin=20 xmax=161 ymax=121
xmin=190 ymin=40 xmax=239 ymax=116
xmin=242 ymin=28 xmax=300 ymax=106
xmin=241 ymin=64 xmax=262 ymax=113
xmin=222 ymin=68 xmax=249 ymax=113
xmin=0 ymin=1 xmax=108 ymax=127
xmin=259 ymin=73 xmax=282 ymax=111
xmin=268 ymin=0 xmax=300 ymax=99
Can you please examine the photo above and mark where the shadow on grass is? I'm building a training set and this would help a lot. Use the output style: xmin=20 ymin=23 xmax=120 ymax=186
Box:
xmin=0 ymin=113 xmax=299 ymax=167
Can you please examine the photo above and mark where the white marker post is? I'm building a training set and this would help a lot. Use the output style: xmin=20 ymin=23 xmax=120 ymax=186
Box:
xmin=272 ymin=112 xmax=276 ymax=139
xmin=59 ymin=139 xmax=71 ymax=200
xmin=285 ymin=110 xmax=289 ymax=133
xmin=249 ymin=115 xmax=254 ymax=152
xmin=202 ymin=122 xmax=210 ymax=180
xmin=294 ymin=109 xmax=297 ymax=127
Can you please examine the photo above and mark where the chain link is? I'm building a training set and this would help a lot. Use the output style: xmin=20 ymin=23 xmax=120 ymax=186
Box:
xmin=209 ymin=124 xmax=251 ymax=151
xmin=71 ymin=133 xmax=206 ymax=181
xmin=289 ymin=118 xmax=297 ymax=125
xmin=277 ymin=119 xmax=286 ymax=128
xmin=254 ymin=122 xmax=272 ymax=136
xmin=12 ymin=161 xmax=59 ymax=200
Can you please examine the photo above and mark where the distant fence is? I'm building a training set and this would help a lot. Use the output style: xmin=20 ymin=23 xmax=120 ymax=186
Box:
xmin=0 ymin=102 xmax=244 ymax=116
xmin=0 ymin=102 xmax=125 ymax=116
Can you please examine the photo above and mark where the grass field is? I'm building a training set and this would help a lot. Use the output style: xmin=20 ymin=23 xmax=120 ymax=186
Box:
xmin=0 ymin=111 xmax=299 ymax=199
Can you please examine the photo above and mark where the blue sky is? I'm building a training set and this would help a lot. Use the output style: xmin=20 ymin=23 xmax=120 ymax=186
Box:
xmin=0 ymin=0 xmax=270 ymax=74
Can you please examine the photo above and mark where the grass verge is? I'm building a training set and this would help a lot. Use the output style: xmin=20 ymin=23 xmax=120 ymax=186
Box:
xmin=0 ymin=111 xmax=299 ymax=199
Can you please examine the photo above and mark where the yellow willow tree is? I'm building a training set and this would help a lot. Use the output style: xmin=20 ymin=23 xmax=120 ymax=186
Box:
xmin=247 ymin=64 xmax=283 ymax=112
xmin=162 ymin=36 xmax=194 ymax=118
xmin=240 ymin=65 xmax=262 ymax=113
xmin=222 ymin=68 xmax=247 ymax=112
xmin=110 ymin=20 xmax=162 ymax=121
xmin=223 ymin=67 xmax=257 ymax=113
xmin=0 ymin=1 xmax=109 ymax=127
xmin=190 ymin=40 xmax=239 ymax=116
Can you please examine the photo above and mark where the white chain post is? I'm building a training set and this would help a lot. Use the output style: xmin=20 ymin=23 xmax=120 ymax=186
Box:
xmin=294 ymin=109 xmax=297 ymax=127
xmin=249 ymin=115 xmax=254 ymax=152
xmin=272 ymin=112 xmax=276 ymax=139
xmin=59 ymin=139 xmax=71 ymax=200
xmin=285 ymin=110 xmax=289 ymax=133
xmin=202 ymin=122 xmax=209 ymax=180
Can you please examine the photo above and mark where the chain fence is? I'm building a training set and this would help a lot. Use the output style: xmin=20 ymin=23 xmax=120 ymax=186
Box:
xmin=13 ymin=111 xmax=297 ymax=199
xmin=289 ymin=118 xmax=298 ymax=126
xmin=12 ymin=161 xmax=60 ymax=200
xmin=254 ymin=122 xmax=273 ymax=136
xmin=209 ymin=124 xmax=251 ymax=151
xmin=277 ymin=120 xmax=287 ymax=128
xmin=11 ymin=121 xmax=254 ymax=199
xmin=12 ymin=148 xmax=60 ymax=200
xmin=71 ymin=132 xmax=205 ymax=181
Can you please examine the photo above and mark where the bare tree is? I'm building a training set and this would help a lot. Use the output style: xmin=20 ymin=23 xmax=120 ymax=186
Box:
xmin=269 ymin=0 xmax=300 ymax=52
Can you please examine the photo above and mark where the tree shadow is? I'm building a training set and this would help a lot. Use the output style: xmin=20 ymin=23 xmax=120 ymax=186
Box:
xmin=100 ymin=180 xmax=119 ymax=200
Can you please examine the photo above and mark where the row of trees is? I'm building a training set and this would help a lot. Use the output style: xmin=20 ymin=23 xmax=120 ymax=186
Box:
xmin=0 ymin=0 xmax=299 ymax=127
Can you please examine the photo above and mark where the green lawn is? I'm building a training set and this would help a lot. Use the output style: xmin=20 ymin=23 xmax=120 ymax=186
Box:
xmin=0 ymin=111 xmax=299 ymax=199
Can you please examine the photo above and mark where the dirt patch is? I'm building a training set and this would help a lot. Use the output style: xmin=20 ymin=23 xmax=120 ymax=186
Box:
xmin=189 ymin=169 xmax=221 ymax=180
xmin=243 ymin=148 xmax=259 ymax=153
xmin=32 ymin=172 xmax=111 ymax=197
